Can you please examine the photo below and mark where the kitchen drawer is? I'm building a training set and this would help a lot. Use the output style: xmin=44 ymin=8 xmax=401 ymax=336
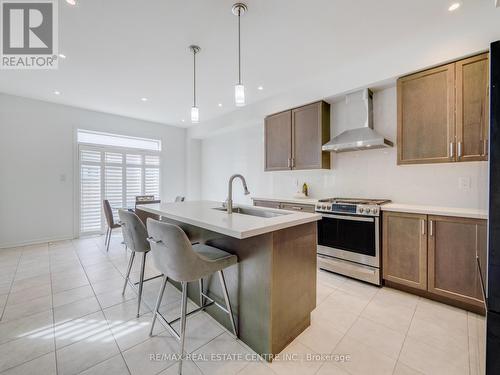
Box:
xmin=280 ymin=203 xmax=315 ymax=213
xmin=253 ymin=200 xmax=282 ymax=209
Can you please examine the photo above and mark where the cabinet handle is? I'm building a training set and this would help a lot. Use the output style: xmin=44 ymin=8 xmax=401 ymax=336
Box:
xmin=287 ymin=158 xmax=291 ymax=168
xmin=421 ymin=219 xmax=426 ymax=235
xmin=449 ymin=142 xmax=454 ymax=159
xmin=483 ymin=140 xmax=488 ymax=157
xmin=429 ymin=220 xmax=434 ymax=237
xmin=291 ymin=158 xmax=295 ymax=168
xmin=458 ymin=141 xmax=462 ymax=158
xmin=291 ymin=206 xmax=303 ymax=210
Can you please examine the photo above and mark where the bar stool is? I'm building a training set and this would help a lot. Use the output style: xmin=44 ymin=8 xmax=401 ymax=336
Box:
xmin=103 ymin=200 xmax=121 ymax=252
xmin=118 ymin=209 xmax=161 ymax=318
xmin=146 ymin=219 xmax=238 ymax=375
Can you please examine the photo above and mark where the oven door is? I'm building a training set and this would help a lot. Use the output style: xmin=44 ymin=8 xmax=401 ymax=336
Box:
xmin=317 ymin=213 xmax=379 ymax=267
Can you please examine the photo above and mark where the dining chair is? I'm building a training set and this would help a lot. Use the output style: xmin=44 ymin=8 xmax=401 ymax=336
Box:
xmin=103 ymin=200 xmax=121 ymax=252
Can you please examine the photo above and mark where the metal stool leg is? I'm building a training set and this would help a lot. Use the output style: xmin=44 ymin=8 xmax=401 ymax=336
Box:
xmin=150 ymin=275 xmax=168 ymax=336
xmin=218 ymin=270 xmax=237 ymax=337
xmin=137 ymin=252 xmax=147 ymax=318
xmin=104 ymin=228 xmax=110 ymax=248
xmin=107 ymin=228 xmax=112 ymax=252
xmin=122 ymin=251 xmax=135 ymax=295
xmin=178 ymin=281 xmax=188 ymax=375
xmin=198 ymin=278 xmax=204 ymax=308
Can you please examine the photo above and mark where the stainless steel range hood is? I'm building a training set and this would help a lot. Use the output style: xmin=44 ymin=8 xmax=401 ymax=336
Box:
xmin=322 ymin=89 xmax=393 ymax=152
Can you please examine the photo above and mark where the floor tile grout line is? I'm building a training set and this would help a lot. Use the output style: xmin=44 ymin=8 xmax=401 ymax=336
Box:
xmin=0 ymin=248 xmax=23 ymax=321
xmin=390 ymin=296 xmax=419 ymax=375
xmin=0 ymin=244 xmax=56 ymax=374
xmin=48 ymin=242 xmax=59 ymax=375
xmin=71 ymin=237 xmax=133 ymax=375
xmin=466 ymin=311 xmax=472 ymax=375
xmin=312 ymin=285 xmax=383 ymax=375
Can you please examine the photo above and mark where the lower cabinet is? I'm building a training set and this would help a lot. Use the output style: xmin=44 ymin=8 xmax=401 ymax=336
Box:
xmin=427 ymin=215 xmax=487 ymax=306
xmin=382 ymin=211 xmax=487 ymax=310
xmin=382 ymin=212 xmax=428 ymax=290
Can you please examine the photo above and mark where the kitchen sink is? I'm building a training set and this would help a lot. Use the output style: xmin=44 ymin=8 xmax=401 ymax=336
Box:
xmin=212 ymin=206 xmax=290 ymax=218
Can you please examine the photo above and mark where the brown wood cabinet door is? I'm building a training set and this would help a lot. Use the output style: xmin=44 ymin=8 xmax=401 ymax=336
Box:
xmin=382 ymin=212 xmax=428 ymax=290
xmin=456 ymin=53 xmax=489 ymax=162
xmin=427 ymin=216 xmax=486 ymax=307
xmin=291 ymin=102 xmax=330 ymax=170
xmin=265 ymin=111 xmax=292 ymax=171
xmin=397 ymin=64 xmax=456 ymax=164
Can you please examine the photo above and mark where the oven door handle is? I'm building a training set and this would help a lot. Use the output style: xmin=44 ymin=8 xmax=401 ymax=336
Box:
xmin=320 ymin=213 xmax=375 ymax=222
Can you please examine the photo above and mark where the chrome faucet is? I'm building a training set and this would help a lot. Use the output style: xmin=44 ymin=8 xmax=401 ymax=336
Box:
xmin=225 ymin=174 xmax=250 ymax=214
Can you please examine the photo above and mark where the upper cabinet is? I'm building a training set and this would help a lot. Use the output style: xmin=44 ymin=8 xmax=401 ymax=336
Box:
xmin=264 ymin=111 xmax=292 ymax=171
xmin=265 ymin=101 xmax=330 ymax=171
xmin=455 ymin=54 xmax=490 ymax=162
xmin=397 ymin=53 xmax=489 ymax=165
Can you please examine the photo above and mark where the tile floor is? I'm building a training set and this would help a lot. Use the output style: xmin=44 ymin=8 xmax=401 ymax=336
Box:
xmin=0 ymin=233 xmax=486 ymax=375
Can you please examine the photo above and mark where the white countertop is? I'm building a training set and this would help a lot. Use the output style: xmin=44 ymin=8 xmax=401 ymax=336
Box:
xmin=382 ymin=203 xmax=488 ymax=220
xmin=137 ymin=200 xmax=322 ymax=239
xmin=252 ymin=196 xmax=319 ymax=205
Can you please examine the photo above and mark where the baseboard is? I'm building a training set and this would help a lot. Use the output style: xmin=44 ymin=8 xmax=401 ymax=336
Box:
xmin=0 ymin=235 xmax=77 ymax=250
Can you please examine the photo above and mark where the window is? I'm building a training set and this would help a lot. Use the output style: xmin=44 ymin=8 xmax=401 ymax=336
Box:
xmin=78 ymin=131 xmax=161 ymax=235
xmin=77 ymin=129 xmax=161 ymax=151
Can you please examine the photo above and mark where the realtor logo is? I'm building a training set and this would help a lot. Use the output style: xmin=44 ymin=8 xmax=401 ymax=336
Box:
xmin=1 ymin=0 xmax=58 ymax=69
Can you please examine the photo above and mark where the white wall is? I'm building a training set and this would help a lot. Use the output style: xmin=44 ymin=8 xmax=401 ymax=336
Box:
xmin=199 ymin=86 xmax=488 ymax=210
xmin=0 ymin=94 xmax=186 ymax=248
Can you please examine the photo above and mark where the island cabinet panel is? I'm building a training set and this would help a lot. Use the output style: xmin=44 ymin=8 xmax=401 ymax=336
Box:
xmin=264 ymin=101 xmax=330 ymax=171
xmin=271 ymin=222 xmax=317 ymax=354
xmin=428 ymin=215 xmax=487 ymax=307
xmin=456 ymin=53 xmax=490 ymax=162
xmin=397 ymin=63 xmax=455 ymax=164
xmin=382 ymin=211 xmax=428 ymax=290
xmin=264 ymin=111 xmax=292 ymax=171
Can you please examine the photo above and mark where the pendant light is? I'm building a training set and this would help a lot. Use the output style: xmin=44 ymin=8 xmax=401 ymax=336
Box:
xmin=232 ymin=3 xmax=247 ymax=107
xmin=189 ymin=45 xmax=201 ymax=123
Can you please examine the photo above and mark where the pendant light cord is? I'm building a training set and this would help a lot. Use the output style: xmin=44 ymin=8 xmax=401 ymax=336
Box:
xmin=238 ymin=8 xmax=241 ymax=85
xmin=193 ymin=49 xmax=197 ymax=107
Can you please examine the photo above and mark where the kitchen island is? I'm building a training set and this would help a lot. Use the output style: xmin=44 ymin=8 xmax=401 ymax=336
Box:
xmin=136 ymin=200 xmax=321 ymax=359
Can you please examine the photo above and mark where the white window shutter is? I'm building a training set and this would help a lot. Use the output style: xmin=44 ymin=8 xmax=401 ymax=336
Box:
xmin=80 ymin=151 xmax=102 ymax=233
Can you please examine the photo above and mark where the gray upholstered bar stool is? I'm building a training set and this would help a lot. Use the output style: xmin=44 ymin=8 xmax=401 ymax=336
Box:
xmin=119 ymin=209 xmax=161 ymax=318
xmin=146 ymin=219 xmax=238 ymax=374
xmin=103 ymin=200 xmax=121 ymax=252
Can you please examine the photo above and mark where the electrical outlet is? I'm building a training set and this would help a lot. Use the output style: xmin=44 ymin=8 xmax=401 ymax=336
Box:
xmin=458 ymin=176 xmax=471 ymax=192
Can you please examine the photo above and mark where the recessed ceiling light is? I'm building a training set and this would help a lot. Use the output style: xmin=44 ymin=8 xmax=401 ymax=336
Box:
xmin=257 ymin=86 xmax=264 ymax=90
xmin=66 ymin=0 xmax=76 ymax=5
xmin=58 ymin=54 xmax=66 ymax=59
xmin=54 ymin=90 xmax=61 ymax=95
xmin=181 ymin=119 xmax=185 ymax=123
xmin=218 ymin=103 xmax=223 ymax=107
xmin=140 ymin=97 xmax=148 ymax=102
xmin=448 ymin=2 xmax=461 ymax=11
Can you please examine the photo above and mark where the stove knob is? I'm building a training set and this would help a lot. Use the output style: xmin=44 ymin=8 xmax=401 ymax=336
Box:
xmin=359 ymin=208 xmax=365 ymax=214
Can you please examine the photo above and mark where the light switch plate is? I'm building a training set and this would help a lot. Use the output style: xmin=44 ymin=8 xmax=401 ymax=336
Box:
xmin=459 ymin=176 xmax=471 ymax=191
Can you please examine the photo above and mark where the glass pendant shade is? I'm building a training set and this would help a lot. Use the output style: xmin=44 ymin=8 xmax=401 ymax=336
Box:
xmin=234 ymin=84 xmax=245 ymax=106
xmin=191 ymin=106 xmax=199 ymax=123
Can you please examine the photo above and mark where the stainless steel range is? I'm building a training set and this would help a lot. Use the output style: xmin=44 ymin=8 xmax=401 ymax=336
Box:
xmin=315 ymin=198 xmax=390 ymax=285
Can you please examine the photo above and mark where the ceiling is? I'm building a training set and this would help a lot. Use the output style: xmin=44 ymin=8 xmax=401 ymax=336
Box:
xmin=1 ymin=0 xmax=499 ymax=127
